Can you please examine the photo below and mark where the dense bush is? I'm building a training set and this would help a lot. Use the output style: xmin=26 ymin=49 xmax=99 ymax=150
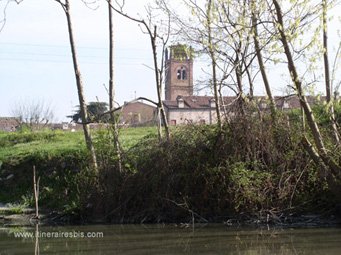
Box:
xmin=0 ymin=111 xmax=338 ymax=223
xmin=85 ymin=113 xmax=333 ymax=223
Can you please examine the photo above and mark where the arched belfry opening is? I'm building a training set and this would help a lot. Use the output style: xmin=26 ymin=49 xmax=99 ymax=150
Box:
xmin=165 ymin=44 xmax=193 ymax=101
xmin=177 ymin=66 xmax=187 ymax=80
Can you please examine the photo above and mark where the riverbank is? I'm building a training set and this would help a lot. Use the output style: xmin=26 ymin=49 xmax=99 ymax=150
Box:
xmin=1 ymin=112 xmax=341 ymax=224
xmin=1 ymin=205 xmax=340 ymax=228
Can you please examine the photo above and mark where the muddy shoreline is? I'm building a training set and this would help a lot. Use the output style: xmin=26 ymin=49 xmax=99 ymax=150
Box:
xmin=1 ymin=208 xmax=340 ymax=228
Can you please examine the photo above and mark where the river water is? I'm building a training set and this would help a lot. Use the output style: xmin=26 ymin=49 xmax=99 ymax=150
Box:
xmin=1 ymin=224 xmax=341 ymax=254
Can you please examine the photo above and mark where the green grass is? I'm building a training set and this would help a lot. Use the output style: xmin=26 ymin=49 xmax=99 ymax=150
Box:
xmin=0 ymin=207 xmax=24 ymax=215
xmin=0 ymin=130 xmax=84 ymax=162
xmin=118 ymin=126 xmax=158 ymax=149
xmin=0 ymin=209 xmax=22 ymax=215
xmin=0 ymin=127 xmax=157 ymax=162
xmin=0 ymin=126 xmax=158 ymax=205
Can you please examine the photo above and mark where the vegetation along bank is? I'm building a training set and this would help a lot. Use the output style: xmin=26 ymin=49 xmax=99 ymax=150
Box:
xmin=1 ymin=105 xmax=341 ymax=225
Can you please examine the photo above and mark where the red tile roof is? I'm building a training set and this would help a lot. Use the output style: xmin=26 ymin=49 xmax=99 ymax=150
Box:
xmin=163 ymin=95 xmax=328 ymax=110
xmin=0 ymin=117 xmax=19 ymax=131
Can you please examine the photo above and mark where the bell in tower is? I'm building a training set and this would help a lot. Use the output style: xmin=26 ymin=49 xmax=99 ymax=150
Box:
xmin=164 ymin=44 xmax=193 ymax=101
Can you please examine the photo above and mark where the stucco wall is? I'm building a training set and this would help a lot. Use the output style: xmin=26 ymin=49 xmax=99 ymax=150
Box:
xmin=167 ymin=108 xmax=217 ymax=125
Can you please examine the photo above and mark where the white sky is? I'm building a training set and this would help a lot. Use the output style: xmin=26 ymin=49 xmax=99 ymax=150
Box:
xmin=0 ymin=0 xmax=159 ymax=121
xmin=0 ymin=0 xmax=340 ymax=121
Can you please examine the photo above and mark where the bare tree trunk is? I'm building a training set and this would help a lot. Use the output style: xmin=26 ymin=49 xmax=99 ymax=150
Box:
xmin=273 ymin=0 xmax=341 ymax=174
xmin=235 ymin=51 xmax=243 ymax=94
xmin=108 ymin=0 xmax=115 ymax=117
xmin=33 ymin=165 xmax=40 ymax=219
xmin=218 ymin=83 xmax=229 ymax=122
xmin=234 ymin=52 xmax=247 ymax=116
xmin=107 ymin=2 xmax=170 ymax=142
xmin=108 ymin=0 xmax=122 ymax=172
xmin=34 ymin=224 xmax=40 ymax=255
xmin=63 ymin=0 xmax=98 ymax=171
xmin=251 ymin=1 xmax=276 ymax=120
xmin=157 ymin=107 xmax=162 ymax=141
xmin=244 ymin=61 xmax=254 ymax=99
xmin=322 ymin=0 xmax=340 ymax=144
xmin=207 ymin=0 xmax=222 ymax=129
xmin=323 ymin=0 xmax=331 ymax=103
xmin=150 ymin=25 xmax=170 ymax=141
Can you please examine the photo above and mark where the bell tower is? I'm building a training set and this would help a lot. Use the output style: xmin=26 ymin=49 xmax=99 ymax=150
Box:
xmin=165 ymin=44 xmax=193 ymax=101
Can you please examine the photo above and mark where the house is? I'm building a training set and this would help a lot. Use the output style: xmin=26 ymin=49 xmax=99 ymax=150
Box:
xmin=119 ymin=101 xmax=157 ymax=126
xmin=0 ymin=117 xmax=19 ymax=132
xmin=164 ymin=96 xmax=218 ymax=125
xmin=51 ymin=122 xmax=83 ymax=131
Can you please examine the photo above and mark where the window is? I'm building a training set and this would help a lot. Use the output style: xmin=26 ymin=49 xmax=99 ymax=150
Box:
xmin=182 ymin=69 xmax=187 ymax=80
xmin=177 ymin=69 xmax=181 ymax=79
xmin=170 ymin=120 xmax=177 ymax=126
xmin=177 ymin=66 xmax=187 ymax=80
xmin=129 ymin=112 xmax=141 ymax=124
xmin=177 ymin=97 xmax=185 ymax=108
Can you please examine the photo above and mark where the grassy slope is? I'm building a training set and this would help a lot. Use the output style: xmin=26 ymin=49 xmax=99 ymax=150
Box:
xmin=0 ymin=126 xmax=157 ymax=163
xmin=0 ymin=126 xmax=158 ymax=205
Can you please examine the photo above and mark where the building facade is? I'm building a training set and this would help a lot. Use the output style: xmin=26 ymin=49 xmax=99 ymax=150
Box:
xmin=162 ymin=44 xmax=324 ymax=125
xmin=163 ymin=44 xmax=221 ymax=125
xmin=0 ymin=117 xmax=19 ymax=132
xmin=119 ymin=101 xmax=157 ymax=126
xmin=164 ymin=45 xmax=193 ymax=101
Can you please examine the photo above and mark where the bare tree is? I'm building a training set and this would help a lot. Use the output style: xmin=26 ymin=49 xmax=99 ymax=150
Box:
xmin=54 ymin=0 xmax=98 ymax=171
xmin=206 ymin=0 xmax=222 ymax=129
xmin=158 ymin=0 xmax=226 ymax=125
xmin=0 ymin=0 xmax=22 ymax=32
xmin=107 ymin=0 xmax=122 ymax=172
xmin=11 ymin=99 xmax=54 ymax=130
xmin=107 ymin=0 xmax=170 ymax=141
xmin=108 ymin=0 xmax=115 ymax=117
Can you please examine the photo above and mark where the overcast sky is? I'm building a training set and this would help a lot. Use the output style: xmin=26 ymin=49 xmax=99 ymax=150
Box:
xmin=0 ymin=0 xmax=163 ymax=121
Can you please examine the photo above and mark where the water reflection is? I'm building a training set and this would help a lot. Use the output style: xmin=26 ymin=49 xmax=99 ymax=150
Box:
xmin=0 ymin=224 xmax=341 ymax=254
xmin=35 ymin=224 xmax=40 ymax=255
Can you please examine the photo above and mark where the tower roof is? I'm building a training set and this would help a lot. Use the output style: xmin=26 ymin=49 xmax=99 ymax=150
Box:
xmin=167 ymin=44 xmax=193 ymax=61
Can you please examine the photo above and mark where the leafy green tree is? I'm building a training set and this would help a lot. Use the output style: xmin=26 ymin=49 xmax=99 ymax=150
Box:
xmin=69 ymin=102 xmax=110 ymax=123
xmin=271 ymin=0 xmax=341 ymax=176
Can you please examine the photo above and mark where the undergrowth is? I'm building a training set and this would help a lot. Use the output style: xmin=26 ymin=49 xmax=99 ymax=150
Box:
xmin=0 ymin=114 xmax=338 ymax=223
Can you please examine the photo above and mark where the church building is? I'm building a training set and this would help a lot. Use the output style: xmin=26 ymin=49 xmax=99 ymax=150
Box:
xmin=162 ymin=44 xmax=316 ymax=125
xmin=163 ymin=44 xmax=218 ymax=125
xmin=120 ymin=44 xmax=319 ymax=127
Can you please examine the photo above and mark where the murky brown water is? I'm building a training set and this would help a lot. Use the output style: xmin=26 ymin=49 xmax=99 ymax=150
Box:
xmin=1 ymin=224 xmax=341 ymax=254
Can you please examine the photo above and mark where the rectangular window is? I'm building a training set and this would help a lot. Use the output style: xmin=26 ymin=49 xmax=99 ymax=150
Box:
xmin=283 ymin=102 xmax=290 ymax=109
xmin=170 ymin=119 xmax=177 ymax=126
